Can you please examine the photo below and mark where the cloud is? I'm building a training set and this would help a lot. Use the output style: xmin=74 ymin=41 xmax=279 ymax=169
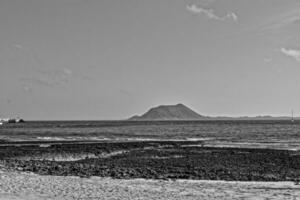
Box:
xmin=11 ymin=43 xmax=91 ymax=88
xmin=197 ymin=0 xmax=216 ymax=6
xmin=186 ymin=5 xmax=219 ymax=20
xmin=22 ymin=85 xmax=32 ymax=92
xmin=19 ymin=67 xmax=73 ymax=89
xmin=186 ymin=4 xmax=238 ymax=22
xmin=119 ymin=89 xmax=133 ymax=97
xmin=262 ymin=17 xmax=300 ymax=32
xmin=12 ymin=43 xmax=44 ymax=69
xmin=12 ymin=44 xmax=24 ymax=50
xmin=260 ymin=7 xmax=300 ymax=32
xmin=20 ymin=77 xmax=58 ymax=87
xmin=264 ymin=58 xmax=272 ymax=64
xmin=227 ymin=12 xmax=238 ymax=22
xmin=38 ymin=68 xmax=73 ymax=83
xmin=280 ymin=48 xmax=300 ymax=62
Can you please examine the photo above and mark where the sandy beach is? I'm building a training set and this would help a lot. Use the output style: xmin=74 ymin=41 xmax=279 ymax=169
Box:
xmin=0 ymin=168 xmax=299 ymax=200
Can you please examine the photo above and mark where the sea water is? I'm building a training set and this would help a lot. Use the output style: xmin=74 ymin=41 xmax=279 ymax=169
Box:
xmin=0 ymin=120 xmax=299 ymax=150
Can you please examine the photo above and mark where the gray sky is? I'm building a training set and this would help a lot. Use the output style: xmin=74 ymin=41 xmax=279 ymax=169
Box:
xmin=1 ymin=0 xmax=300 ymax=120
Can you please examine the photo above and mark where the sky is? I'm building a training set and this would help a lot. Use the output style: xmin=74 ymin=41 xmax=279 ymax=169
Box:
xmin=1 ymin=0 xmax=300 ymax=120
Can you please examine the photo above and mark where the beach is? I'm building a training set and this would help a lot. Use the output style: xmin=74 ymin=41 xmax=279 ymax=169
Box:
xmin=0 ymin=168 xmax=299 ymax=200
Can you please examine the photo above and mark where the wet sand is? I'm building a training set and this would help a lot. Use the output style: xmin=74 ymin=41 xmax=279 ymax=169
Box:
xmin=0 ymin=169 xmax=299 ymax=200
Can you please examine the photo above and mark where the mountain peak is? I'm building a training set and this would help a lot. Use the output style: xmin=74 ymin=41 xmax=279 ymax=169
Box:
xmin=129 ymin=103 xmax=206 ymax=120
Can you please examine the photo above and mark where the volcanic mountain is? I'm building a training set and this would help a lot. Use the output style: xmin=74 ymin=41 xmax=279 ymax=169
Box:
xmin=129 ymin=103 xmax=207 ymax=120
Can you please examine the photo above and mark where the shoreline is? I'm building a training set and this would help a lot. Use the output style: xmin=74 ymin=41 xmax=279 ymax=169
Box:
xmin=0 ymin=139 xmax=299 ymax=151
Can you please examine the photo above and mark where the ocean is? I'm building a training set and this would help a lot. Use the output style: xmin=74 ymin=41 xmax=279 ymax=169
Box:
xmin=0 ymin=120 xmax=299 ymax=150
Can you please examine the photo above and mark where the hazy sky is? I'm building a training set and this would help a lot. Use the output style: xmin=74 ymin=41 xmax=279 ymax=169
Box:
xmin=1 ymin=0 xmax=300 ymax=120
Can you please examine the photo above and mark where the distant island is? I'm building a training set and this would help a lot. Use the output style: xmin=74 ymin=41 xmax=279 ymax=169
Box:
xmin=129 ymin=103 xmax=295 ymax=121
xmin=129 ymin=103 xmax=208 ymax=120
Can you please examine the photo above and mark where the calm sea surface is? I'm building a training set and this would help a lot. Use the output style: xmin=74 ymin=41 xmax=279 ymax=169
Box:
xmin=0 ymin=120 xmax=300 ymax=150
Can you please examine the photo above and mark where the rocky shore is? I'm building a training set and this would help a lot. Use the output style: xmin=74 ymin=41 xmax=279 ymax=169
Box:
xmin=0 ymin=141 xmax=299 ymax=182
